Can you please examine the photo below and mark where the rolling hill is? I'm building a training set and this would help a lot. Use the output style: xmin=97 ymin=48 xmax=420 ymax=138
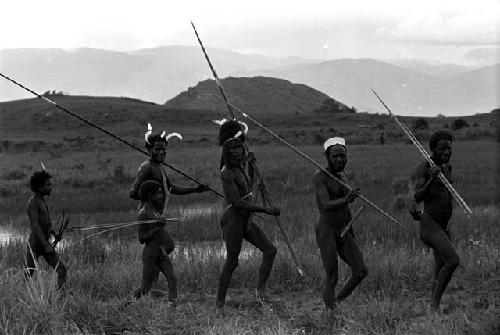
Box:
xmin=164 ymin=76 xmax=349 ymax=115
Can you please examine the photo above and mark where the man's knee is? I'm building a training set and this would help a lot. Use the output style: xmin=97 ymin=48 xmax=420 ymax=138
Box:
xmin=263 ymin=245 xmax=277 ymax=261
xmin=56 ymin=263 xmax=67 ymax=279
xmin=447 ymin=254 xmax=459 ymax=270
xmin=356 ymin=267 xmax=368 ymax=280
xmin=224 ymin=254 xmax=239 ymax=271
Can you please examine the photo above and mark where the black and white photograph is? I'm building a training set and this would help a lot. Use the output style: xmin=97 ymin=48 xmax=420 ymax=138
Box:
xmin=0 ymin=0 xmax=498 ymax=334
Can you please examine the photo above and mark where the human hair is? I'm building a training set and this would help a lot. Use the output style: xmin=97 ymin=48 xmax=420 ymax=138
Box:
xmin=138 ymin=180 xmax=162 ymax=201
xmin=30 ymin=170 xmax=52 ymax=192
xmin=145 ymin=133 xmax=168 ymax=150
xmin=324 ymin=144 xmax=346 ymax=159
xmin=218 ymin=120 xmax=246 ymax=146
xmin=429 ymin=130 xmax=453 ymax=151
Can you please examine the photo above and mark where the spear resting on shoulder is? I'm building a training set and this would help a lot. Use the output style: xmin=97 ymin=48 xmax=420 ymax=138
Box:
xmin=410 ymin=130 xmax=460 ymax=314
xmin=215 ymin=119 xmax=280 ymax=309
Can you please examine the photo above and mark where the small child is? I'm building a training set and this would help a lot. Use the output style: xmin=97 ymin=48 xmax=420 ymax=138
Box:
xmin=25 ymin=170 xmax=67 ymax=289
xmin=134 ymin=180 xmax=177 ymax=306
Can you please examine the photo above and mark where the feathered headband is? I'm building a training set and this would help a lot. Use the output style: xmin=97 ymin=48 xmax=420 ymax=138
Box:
xmin=144 ymin=123 xmax=182 ymax=145
xmin=212 ymin=118 xmax=249 ymax=146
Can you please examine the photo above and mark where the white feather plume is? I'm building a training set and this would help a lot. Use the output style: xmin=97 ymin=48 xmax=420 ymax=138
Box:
xmin=40 ymin=161 xmax=46 ymax=171
xmin=165 ymin=132 xmax=183 ymax=141
xmin=238 ymin=121 xmax=248 ymax=134
xmin=160 ymin=130 xmax=166 ymax=138
xmin=145 ymin=123 xmax=153 ymax=144
xmin=212 ymin=118 xmax=228 ymax=126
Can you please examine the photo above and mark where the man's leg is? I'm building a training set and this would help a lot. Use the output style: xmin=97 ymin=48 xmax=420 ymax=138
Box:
xmin=43 ymin=251 xmax=67 ymax=289
xmin=420 ymin=215 xmax=459 ymax=311
xmin=244 ymin=223 xmax=277 ymax=300
xmin=134 ymin=245 xmax=159 ymax=299
xmin=315 ymin=224 xmax=339 ymax=309
xmin=24 ymin=244 xmax=38 ymax=280
xmin=336 ymin=233 xmax=368 ymax=302
xmin=216 ymin=211 xmax=243 ymax=308
xmin=431 ymin=250 xmax=445 ymax=296
xmin=158 ymin=256 xmax=178 ymax=305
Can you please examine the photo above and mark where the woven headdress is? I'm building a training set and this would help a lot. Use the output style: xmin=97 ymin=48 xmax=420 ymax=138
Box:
xmin=213 ymin=119 xmax=248 ymax=146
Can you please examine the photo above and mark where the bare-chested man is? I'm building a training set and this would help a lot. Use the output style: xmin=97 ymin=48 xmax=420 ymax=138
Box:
xmin=25 ymin=170 xmax=67 ymax=289
xmin=129 ymin=127 xmax=209 ymax=303
xmin=413 ymin=130 xmax=459 ymax=313
xmin=312 ymin=137 xmax=367 ymax=310
xmin=216 ymin=123 xmax=280 ymax=309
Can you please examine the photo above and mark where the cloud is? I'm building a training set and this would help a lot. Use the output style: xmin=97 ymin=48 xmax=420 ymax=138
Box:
xmin=465 ymin=47 xmax=500 ymax=64
xmin=387 ymin=5 xmax=499 ymax=46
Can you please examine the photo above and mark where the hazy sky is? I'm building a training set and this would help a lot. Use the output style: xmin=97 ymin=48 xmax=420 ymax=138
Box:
xmin=1 ymin=0 xmax=498 ymax=65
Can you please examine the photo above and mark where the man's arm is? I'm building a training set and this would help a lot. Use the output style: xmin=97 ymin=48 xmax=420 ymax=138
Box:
xmin=169 ymin=183 xmax=207 ymax=195
xmin=221 ymin=169 xmax=278 ymax=215
xmin=414 ymin=164 xmax=440 ymax=203
xmin=129 ymin=163 xmax=150 ymax=200
xmin=313 ymin=172 xmax=357 ymax=212
xmin=27 ymin=199 xmax=53 ymax=253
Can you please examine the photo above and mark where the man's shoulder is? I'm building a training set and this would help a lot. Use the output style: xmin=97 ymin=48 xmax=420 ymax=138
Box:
xmin=138 ymin=206 xmax=156 ymax=220
xmin=221 ymin=166 xmax=236 ymax=179
xmin=138 ymin=160 xmax=154 ymax=172
xmin=27 ymin=195 xmax=40 ymax=208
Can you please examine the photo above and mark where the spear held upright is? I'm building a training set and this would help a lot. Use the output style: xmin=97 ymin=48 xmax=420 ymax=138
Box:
xmin=191 ymin=21 xmax=306 ymax=277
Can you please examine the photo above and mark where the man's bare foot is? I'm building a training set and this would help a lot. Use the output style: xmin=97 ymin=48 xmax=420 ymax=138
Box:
xmin=429 ymin=304 xmax=442 ymax=316
xmin=256 ymin=289 xmax=273 ymax=304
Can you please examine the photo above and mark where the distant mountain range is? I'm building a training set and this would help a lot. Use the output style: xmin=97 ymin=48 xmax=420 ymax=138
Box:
xmin=1 ymin=46 xmax=498 ymax=116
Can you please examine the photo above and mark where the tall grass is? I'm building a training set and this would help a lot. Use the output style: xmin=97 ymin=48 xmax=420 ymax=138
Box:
xmin=0 ymin=141 xmax=498 ymax=334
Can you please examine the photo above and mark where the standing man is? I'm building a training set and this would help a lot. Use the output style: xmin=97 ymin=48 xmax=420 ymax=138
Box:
xmin=413 ymin=130 xmax=459 ymax=313
xmin=129 ymin=124 xmax=209 ymax=208
xmin=25 ymin=170 xmax=67 ymax=289
xmin=215 ymin=120 xmax=280 ymax=309
xmin=312 ymin=137 xmax=367 ymax=310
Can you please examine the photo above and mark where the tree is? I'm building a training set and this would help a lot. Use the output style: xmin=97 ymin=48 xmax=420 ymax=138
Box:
xmin=451 ymin=118 xmax=469 ymax=130
xmin=413 ymin=117 xmax=429 ymax=130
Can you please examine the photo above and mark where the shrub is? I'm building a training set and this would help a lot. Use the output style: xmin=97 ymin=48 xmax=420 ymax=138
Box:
xmin=452 ymin=118 xmax=470 ymax=130
xmin=413 ymin=118 xmax=429 ymax=130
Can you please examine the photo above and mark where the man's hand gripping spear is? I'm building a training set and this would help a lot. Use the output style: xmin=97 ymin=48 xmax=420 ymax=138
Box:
xmin=191 ymin=21 xmax=306 ymax=277
xmin=371 ymin=89 xmax=473 ymax=218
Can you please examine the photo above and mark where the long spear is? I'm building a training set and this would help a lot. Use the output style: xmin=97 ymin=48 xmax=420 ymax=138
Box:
xmin=371 ymin=89 xmax=473 ymax=216
xmin=191 ymin=21 xmax=306 ymax=277
xmin=0 ymin=72 xmax=224 ymax=198
xmin=204 ymin=90 xmax=404 ymax=229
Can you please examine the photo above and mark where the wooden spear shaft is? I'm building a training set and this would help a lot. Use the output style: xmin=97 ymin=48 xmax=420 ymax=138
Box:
xmin=371 ymin=89 xmax=472 ymax=216
xmin=191 ymin=21 xmax=306 ymax=277
xmin=340 ymin=206 xmax=366 ymax=238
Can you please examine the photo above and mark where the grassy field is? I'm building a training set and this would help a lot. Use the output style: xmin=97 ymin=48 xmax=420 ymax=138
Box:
xmin=0 ymin=141 xmax=499 ymax=334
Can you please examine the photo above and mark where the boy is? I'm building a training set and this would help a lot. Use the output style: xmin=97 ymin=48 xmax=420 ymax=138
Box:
xmin=25 ymin=170 xmax=67 ymax=289
xmin=134 ymin=180 xmax=178 ymax=305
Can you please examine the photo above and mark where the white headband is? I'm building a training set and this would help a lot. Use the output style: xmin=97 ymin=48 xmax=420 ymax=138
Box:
xmin=323 ymin=137 xmax=346 ymax=152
